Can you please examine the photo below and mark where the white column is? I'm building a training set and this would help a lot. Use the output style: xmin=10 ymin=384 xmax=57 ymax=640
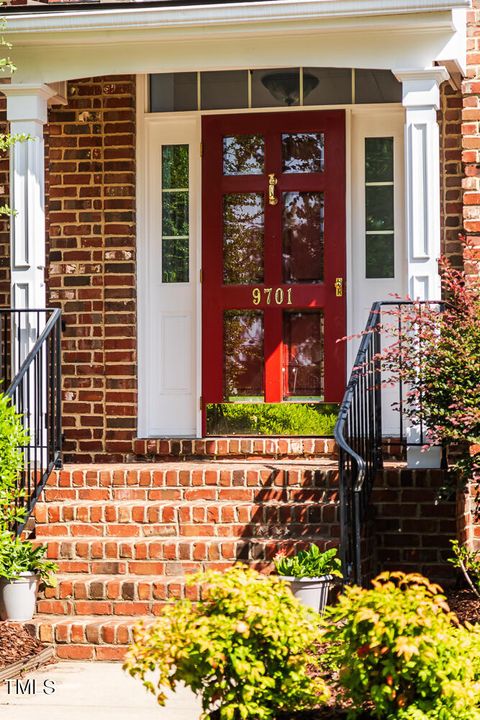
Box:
xmin=1 ymin=84 xmax=56 ymax=310
xmin=394 ymin=67 xmax=449 ymax=301
xmin=394 ymin=67 xmax=449 ymax=468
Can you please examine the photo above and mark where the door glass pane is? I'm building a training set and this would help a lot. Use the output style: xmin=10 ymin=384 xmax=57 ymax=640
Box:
xmin=224 ymin=311 xmax=264 ymax=400
xmin=304 ymin=68 xmax=352 ymax=105
xmin=223 ymin=193 xmax=264 ymax=284
xmin=356 ymin=69 xmax=402 ymax=104
xmin=150 ymin=73 xmax=197 ymax=113
xmin=283 ymin=192 xmax=324 ymax=283
xmin=365 ymin=137 xmax=393 ymax=183
xmin=366 ymin=185 xmax=394 ymax=232
xmin=251 ymin=68 xmax=300 ymax=108
xmin=223 ymin=135 xmax=264 ymax=176
xmin=162 ymin=145 xmax=189 ymax=283
xmin=283 ymin=312 xmax=324 ymax=399
xmin=201 ymin=71 xmax=248 ymax=110
xmin=366 ymin=235 xmax=394 ymax=278
xmin=282 ymin=133 xmax=324 ymax=173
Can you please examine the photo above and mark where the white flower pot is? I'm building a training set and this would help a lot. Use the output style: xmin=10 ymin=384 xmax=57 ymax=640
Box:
xmin=283 ymin=575 xmax=333 ymax=614
xmin=0 ymin=572 xmax=39 ymax=621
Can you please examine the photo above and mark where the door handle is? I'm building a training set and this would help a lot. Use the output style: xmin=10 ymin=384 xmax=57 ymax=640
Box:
xmin=268 ymin=173 xmax=278 ymax=206
xmin=335 ymin=277 xmax=344 ymax=297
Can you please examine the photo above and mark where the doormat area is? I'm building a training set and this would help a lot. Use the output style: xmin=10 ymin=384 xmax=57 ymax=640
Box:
xmin=207 ymin=403 xmax=338 ymax=436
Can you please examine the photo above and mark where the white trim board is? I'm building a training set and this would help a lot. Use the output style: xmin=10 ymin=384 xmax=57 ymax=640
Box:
xmin=5 ymin=0 xmax=470 ymax=38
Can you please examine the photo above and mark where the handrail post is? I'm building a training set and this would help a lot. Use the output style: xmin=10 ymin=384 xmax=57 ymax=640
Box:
xmin=1 ymin=308 xmax=62 ymax=535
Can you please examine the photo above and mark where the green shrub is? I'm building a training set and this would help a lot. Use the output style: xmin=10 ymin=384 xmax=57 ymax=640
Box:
xmin=321 ymin=572 xmax=480 ymax=720
xmin=207 ymin=403 xmax=337 ymax=436
xmin=274 ymin=545 xmax=342 ymax=579
xmin=0 ymin=531 xmax=58 ymax=586
xmin=124 ymin=564 xmax=328 ymax=720
xmin=0 ymin=393 xmax=29 ymax=529
xmin=449 ymin=540 xmax=480 ymax=597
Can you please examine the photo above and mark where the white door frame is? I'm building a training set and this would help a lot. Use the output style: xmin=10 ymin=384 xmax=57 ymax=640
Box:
xmin=136 ymin=74 xmax=406 ymax=438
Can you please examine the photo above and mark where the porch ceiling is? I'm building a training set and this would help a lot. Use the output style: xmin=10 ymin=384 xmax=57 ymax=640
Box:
xmin=4 ymin=0 xmax=469 ymax=83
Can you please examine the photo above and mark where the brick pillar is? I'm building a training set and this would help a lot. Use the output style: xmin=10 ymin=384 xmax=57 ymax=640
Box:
xmin=47 ymin=76 xmax=136 ymax=462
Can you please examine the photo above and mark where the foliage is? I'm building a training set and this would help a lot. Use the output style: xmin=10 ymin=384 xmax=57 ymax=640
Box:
xmin=207 ymin=403 xmax=337 ymax=436
xmin=352 ymin=253 xmax=480 ymax=484
xmin=321 ymin=572 xmax=480 ymax=720
xmin=449 ymin=540 xmax=480 ymax=598
xmin=0 ymin=531 xmax=57 ymax=586
xmin=0 ymin=393 xmax=29 ymax=530
xmin=124 ymin=564 xmax=328 ymax=720
xmin=274 ymin=545 xmax=342 ymax=579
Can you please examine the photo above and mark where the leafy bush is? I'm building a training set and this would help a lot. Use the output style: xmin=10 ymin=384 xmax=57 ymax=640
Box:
xmin=321 ymin=572 xmax=480 ymax=720
xmin=0 ymin=393 xmax=29 ymax=530
xmin=449 ymin=540 xmax=480 ymax=598
xmin=274 ymin=545 xmax=342 ymax=579
xmin=350 ymin=252 xmax=479 ymax=485
xmin=207 ymin=403 xmax=338 ymax=436
xmin=124 ymin=564 xmax=328 ymax=720
xmin=0 ymin=531 xmax=57 ymax=586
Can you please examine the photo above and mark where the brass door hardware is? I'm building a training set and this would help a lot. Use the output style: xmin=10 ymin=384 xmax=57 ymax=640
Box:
xmin=268 ymin=173 xmax=278 ymax=206
xmin=335 ymin=277 xmax=344 ymax=297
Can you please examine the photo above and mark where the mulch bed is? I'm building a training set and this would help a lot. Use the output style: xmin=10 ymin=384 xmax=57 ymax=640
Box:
xmin=446 ymin=589 xmax=480 ymax=624
xmin=0 ymin=621 xmax=46 ymax=669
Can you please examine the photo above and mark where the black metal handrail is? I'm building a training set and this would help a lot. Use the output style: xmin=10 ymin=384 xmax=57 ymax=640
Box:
xmin=334 ymin=300 xmax=444 ymax=585
xmin=1 ymin=309 xmax=62 ymax=534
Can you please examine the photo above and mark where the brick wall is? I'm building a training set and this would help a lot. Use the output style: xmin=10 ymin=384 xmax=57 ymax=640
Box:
xmin=463 ymin=0 xmax=480 ymax=280
xmin=374 ymin=469 xmax=457 ymax=586
xmin=440 ymin=82 xmax=464 ymax=268
xmin=47 ymin=76 xmax=137 ymax=462
xmin=457 ymin=481 xmax=480 ymax=551
xmin=0 ymin=96 xmax=9 ymax=308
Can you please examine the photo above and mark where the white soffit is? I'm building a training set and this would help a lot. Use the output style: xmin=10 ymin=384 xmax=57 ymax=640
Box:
xmin=4 ymin=0 xmax=471 ymax=39
xmin=4 ymin=0 xmax=470 ymax=82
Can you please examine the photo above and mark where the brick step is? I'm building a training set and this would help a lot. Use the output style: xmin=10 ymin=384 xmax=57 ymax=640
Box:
xmin=40 ymin=574 xmax=199 ymax=603
xmin=131 ymin=437 xmax=338 ymax=461
xmin=42 ymin=534 xmax=337 ymax=564
xmin=35 ymin=498 xmax=338 ymax=532
xmin=26 ymin=615 xmax=154 ymax=661
xmin=46 ymin=461 xmax=338 ymax=492
xmin=37 ymin=574 xmax=200 ymax=616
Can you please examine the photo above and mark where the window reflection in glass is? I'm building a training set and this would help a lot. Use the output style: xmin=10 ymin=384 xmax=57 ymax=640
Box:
xmin=223 ymin=135 xmax=264 ymax=176
xmin=366 ymin=235 xmax=394 ymax=278
xmin=224 ymin=311 xmax=264 ymax=400
xmin=283 ymin=311 xmax=324 ymax=399
xmin=162 ymin=144 xmax=189 ymax=283
xmin=150 ymin=73 xmax=198 ymax=113
xmin=202 ymin=71 xmax=248 ymax=110
xmin=283 ymin=192 xmax=324 ymax=283
xmin=223 ymin=194 xmax=264 ymax=284
xmin=282 ymin=133 xmax=324 ymax=174
xmin=366 ymin=186 xmax=394 ymax=232
xmin=365 ymin=137 xmax=393 ymax=183
xmin=365 ymin=137 xmax=394 ymax=278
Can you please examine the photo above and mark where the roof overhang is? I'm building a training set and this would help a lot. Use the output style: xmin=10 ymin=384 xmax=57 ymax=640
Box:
xmin=4 ymin=0 xmax=470 ymax=84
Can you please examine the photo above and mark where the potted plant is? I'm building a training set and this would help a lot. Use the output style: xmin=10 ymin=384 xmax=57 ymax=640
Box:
xmin=0 ymin=531 xmax=57 ymax=621
xmin=274 ymin=545 xmax=342 ymax=614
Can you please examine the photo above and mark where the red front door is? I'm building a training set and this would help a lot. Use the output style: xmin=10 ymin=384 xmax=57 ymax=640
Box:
xmin=202 ymin=110 xmax=346 ymax=414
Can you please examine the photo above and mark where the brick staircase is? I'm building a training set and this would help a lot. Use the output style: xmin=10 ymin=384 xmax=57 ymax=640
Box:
xmin=27 ymin=441 xmax=340 ymax=660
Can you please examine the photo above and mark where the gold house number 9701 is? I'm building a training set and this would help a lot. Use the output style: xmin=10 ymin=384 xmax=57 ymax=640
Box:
xmin=252 ymin=287 xmax=293 ymax=306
